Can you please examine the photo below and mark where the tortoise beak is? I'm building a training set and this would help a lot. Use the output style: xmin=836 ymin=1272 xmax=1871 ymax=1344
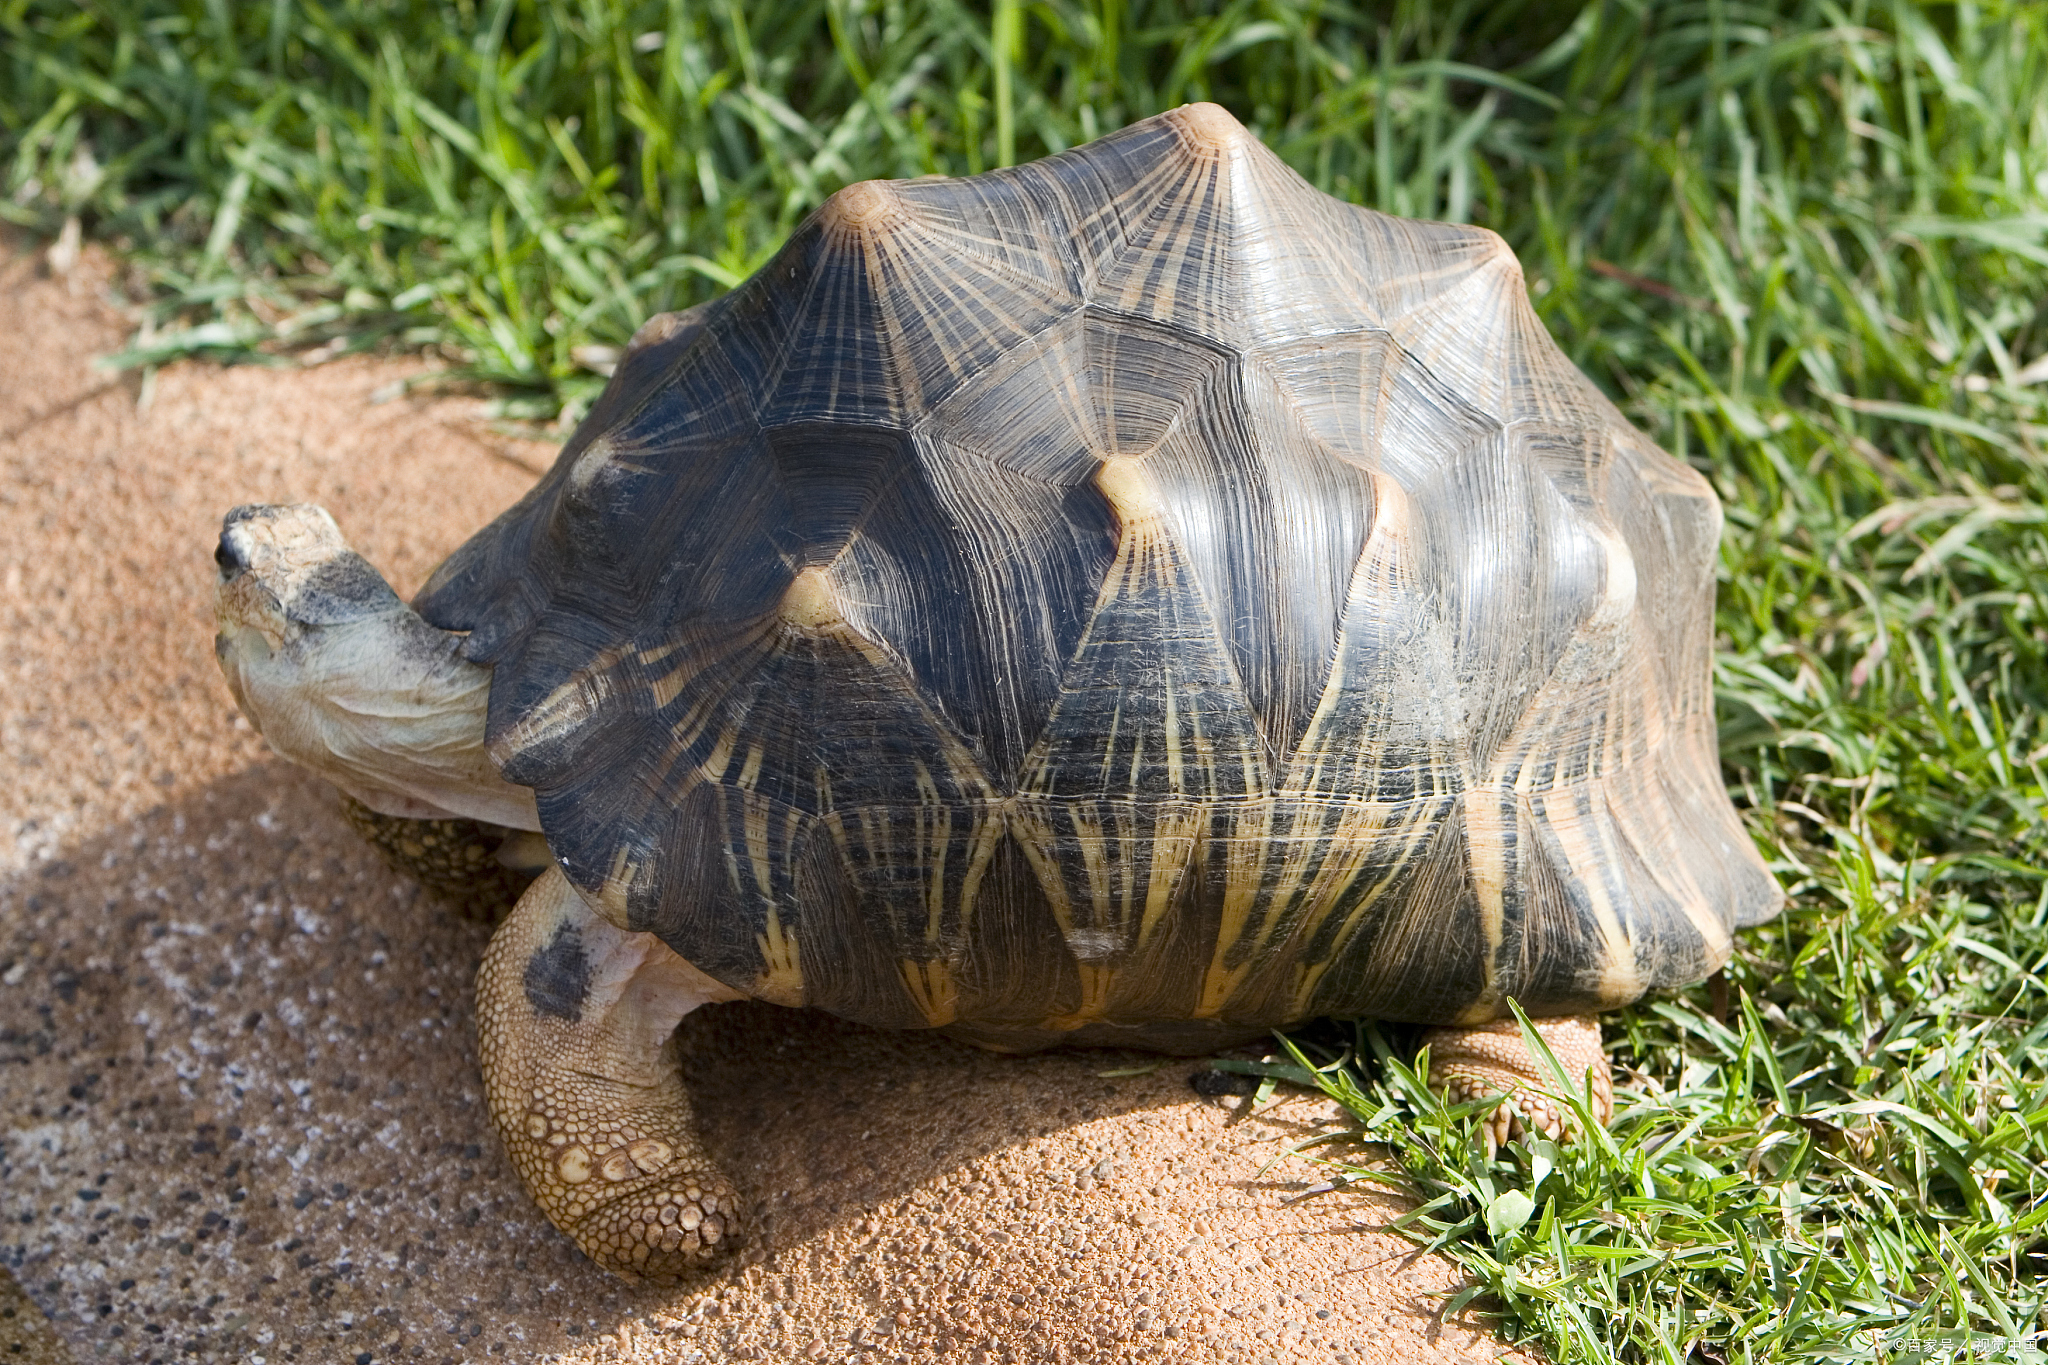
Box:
xmin=214 ymin=527 xmax=250 ymax=579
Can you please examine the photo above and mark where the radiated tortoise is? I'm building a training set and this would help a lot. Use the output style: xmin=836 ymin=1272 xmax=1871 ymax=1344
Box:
xmin=212 ymin=102 xmax=1783 ymax=1281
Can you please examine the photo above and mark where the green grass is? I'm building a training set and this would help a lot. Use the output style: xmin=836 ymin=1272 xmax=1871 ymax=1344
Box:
xmin=7 ymin=0 xmax=2048 ymax=1360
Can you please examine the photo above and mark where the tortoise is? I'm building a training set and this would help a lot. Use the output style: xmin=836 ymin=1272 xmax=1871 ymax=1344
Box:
xmin=212 ymin=103 xmax=1782 ymax=1282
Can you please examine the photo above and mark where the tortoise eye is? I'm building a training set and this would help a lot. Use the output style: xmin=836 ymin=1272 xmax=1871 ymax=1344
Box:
xmin=214 ymin=533 xmax=247 ymax=574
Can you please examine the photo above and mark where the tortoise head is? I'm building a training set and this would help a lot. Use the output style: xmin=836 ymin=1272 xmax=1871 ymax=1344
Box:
xmin=211 ymin=503 xmax=541 ymax=832
xmin=214 ymin=504 xmax=406 ymax=653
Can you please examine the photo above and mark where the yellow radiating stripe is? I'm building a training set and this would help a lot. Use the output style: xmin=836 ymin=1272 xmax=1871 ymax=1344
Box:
xmin=488 ymin=652 xmax=619 ymax=768
xmin=870 ymin=227 xmax=1048 ymax=404
xmin=1136 ymin=802 xmax=1202 ymax=951
xmin=1118 ymin=154 xmax=1214 ymax=321
xmin=743 ymin=794 xmax=776 ymax=901
xmin=1285 ymin=472 xmax=1412 ymax=784
xmin=1045 ymin=330 xmax=1104 ymax=463
xmin=899 ymin=958 xmax=958 ymax=1027
xmin=1284 ymin=797 xmax=1436 ymax=1016
xmin=1194 ymin=798 xmax=1276 ymax=1018
xmin=1251 ymin=801 xmax=1348 ymax=999
xmin=921 ymin=802 xmax=948 ymax=940
xmin=1162 ymin=667 xmax=1185 ymax=794
xmin=1539 ymin=782 xmax=1637 ymax=1005
xmin=593 ymin=842 xmax=644 ymax=930
xmin=910 ymin=752 xmax=938 ymax=821
xmin=1068 ymin=804 xmax=1111 ymax=934
xmin=860 ymin=192 xmax=1080 ymax=409
xmin=754 ymin=906 xmax=803 ymax=1006
xmin=1458 ymin=786 xmax=1510 ymax=1023
xmin=1045 ymin=962 xmax=1115 ymax=1031
xmin=1010 ymin=800 xmax=1127 ymax=1031
xmin=1266 ymin=800 xmax=1336 ymax=923
xmin=736 ymin=742 xmax=765 ymax=792
xmin=856 ymin=805 xmax=893 ymax=880
xmin=837 ymin=630 xmax=999 ymax=804
xmin=1009 ymin=805 xmax=1077 ymax=936
xmin=646 ymin=618 xmax=772 ymax=713
xmin=955 ymin=811 xmax=1004 ymax=936
xmin=1185 ymin=677 xmax=1219 ymax=799
xmin=1110 ymin=802 xmax=1138 ymax=932
xmin=1239 ymin=736 xmax=1270 ymax=798
xmin=699 ymin=724 xmax=741 ymax=786
xmin=1631 ymin=646 xmax=1671 ymax=760
xmin=911 ymin=757 xmax=953 ymax=946
xmin=663 ymin=687 xmax=718 ymax=740
xmin=1194 ymin=965 xmax=1240 ymax=1020
xmin=937 ymin=739 xmax=997 ymax=801
xmin=779 ymin=804 xmax=805 ymax=892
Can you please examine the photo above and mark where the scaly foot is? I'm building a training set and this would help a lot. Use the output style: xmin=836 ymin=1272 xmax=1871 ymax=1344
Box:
xmin=476 ymin=868 xmax=746 ymax=1280
xmin=339 ymin=793 xmax=547 ymax=922
xmin=1422 ymin=1014 xmax=1612 ymax=1149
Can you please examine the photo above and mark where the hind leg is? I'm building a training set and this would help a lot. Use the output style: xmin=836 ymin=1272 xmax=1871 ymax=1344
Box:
xmin=1422 ymin=1015 xmax=1612 ymax=1149
xmin=476 ymin=867 xmax=746 ymax=1281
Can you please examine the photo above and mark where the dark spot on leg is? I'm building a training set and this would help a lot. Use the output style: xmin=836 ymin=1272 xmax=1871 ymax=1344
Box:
xmin=523 ymin=924 xmax=591 ymax=1021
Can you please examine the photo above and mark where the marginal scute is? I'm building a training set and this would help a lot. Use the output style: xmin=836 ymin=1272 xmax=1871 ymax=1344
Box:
xmin=591 ymin=842 xmax=649 ymax=930
xmin=486 ymin=666 xmax=616 ymax=777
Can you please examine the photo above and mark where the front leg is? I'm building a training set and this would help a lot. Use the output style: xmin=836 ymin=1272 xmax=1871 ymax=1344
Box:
xmin=340 ymin=793 xmax=548 ymax=923
xmin=477 ymin=867 xmax=747 ymax=1280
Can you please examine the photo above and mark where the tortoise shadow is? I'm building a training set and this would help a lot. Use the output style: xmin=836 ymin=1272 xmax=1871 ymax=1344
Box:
xmin=0 ymin=761 xmax=1241 ymax=1360
xmin=680 ymin=996 xmax=1219 ymax=1257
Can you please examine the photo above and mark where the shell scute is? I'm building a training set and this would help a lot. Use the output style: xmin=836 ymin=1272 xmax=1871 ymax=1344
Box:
xmin=1083 ymin=112 xmax=1381 ymax=347
xmin=729 ymin=218 xmax=915 ymax=430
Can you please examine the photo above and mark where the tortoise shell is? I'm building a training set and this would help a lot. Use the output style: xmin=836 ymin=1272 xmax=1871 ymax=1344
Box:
xmin=416 ymin=103 xmax=1781 ymax=1049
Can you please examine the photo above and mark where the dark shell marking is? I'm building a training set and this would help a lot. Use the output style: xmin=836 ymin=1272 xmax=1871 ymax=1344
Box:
xmin=415 ymin=104 xmax=1781 ymax=1039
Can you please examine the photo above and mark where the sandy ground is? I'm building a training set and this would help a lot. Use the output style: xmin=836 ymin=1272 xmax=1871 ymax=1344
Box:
xmin=0 ymin=235 xmax=1537 ymax=1365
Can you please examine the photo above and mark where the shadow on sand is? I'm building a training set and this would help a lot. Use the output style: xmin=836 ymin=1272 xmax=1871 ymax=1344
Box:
xmin=1 ymin=761 xmax=1268 ymax=1361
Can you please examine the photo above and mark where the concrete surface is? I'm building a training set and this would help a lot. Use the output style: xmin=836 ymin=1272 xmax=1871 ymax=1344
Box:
xmin=0 ymin=234 xmax=1535 ymax=1365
